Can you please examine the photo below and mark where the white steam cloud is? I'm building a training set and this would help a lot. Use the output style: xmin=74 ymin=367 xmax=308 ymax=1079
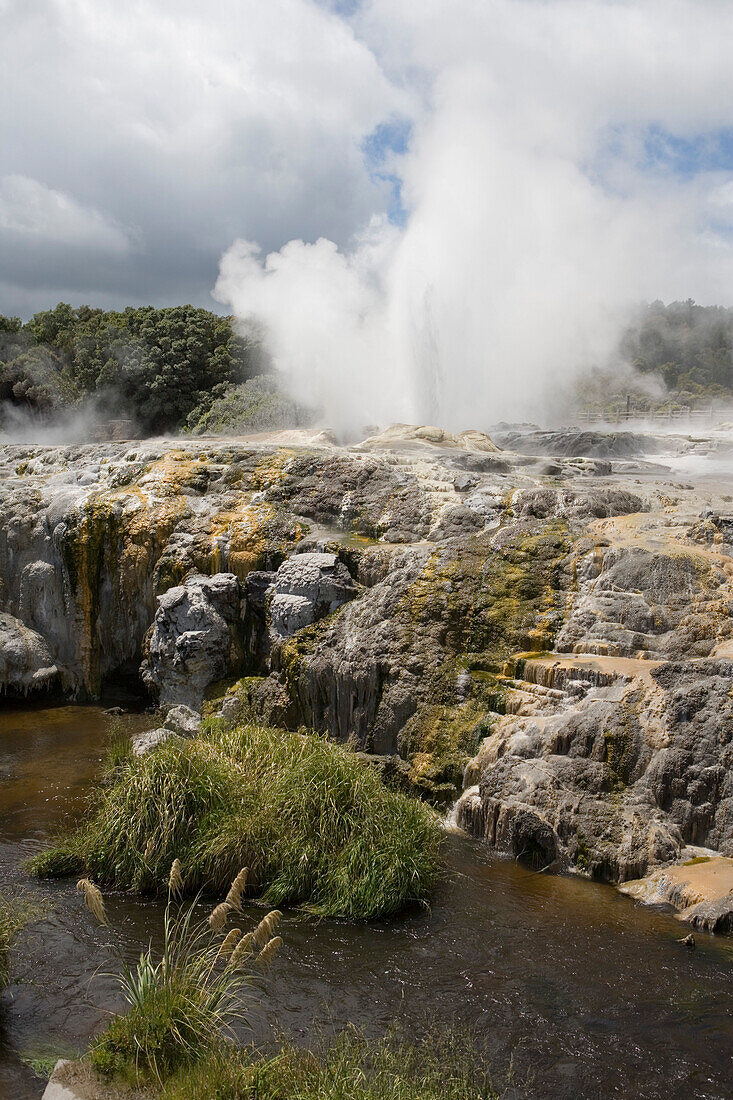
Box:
xmin=215 ymin=0 xmax=733 ymax=434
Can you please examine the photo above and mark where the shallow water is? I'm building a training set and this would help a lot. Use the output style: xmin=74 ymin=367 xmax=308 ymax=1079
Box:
xmin=0 ymin=705 xmax=731 ymax=1099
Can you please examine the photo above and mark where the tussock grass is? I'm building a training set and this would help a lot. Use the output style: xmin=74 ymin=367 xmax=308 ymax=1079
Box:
xmin=88 ymin=864 xmax=282 ymax=1085
xmin=157 ymin=1025 xmax=499 ymax=1100
xmin=0 ymin=891 xmax=46 ymax=987
xmin=31 ymin=723 xmax=442 ymax=919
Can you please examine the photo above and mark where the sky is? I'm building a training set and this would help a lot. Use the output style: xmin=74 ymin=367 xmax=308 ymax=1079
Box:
xmin=5 ymin=0 xmax=733 ymax=425
xmin=4 ymin=0 xmax=733 ymax=320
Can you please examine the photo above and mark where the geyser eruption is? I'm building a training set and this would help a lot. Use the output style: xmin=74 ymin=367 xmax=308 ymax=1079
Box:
xmin=215 ymin=0 xmax=733 ymax=434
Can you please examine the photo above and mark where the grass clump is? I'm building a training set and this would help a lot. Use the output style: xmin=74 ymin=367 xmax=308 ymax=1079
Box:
xmin=31 ymin=723 xmax=442 ymax=920
xmin=86 ymin=863 xmax=282 ymax=1086
xmin=157 ymin=1025 xmax=498 ymax=1100
xmin=72 ymin=863 xmax=496 ymax=1098
xmin=0 ymin=891 xmax=46 ymax=987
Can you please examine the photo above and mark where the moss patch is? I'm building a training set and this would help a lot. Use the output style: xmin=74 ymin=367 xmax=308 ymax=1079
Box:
xmin=389 ymin=518 xmax=571 ymax=794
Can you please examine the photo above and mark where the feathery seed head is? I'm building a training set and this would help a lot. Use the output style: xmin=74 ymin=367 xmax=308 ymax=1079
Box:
xmin=257 ymin=935 xmax=282 ymax=967
xmin=224 ymin=867 xmax=248 ymax=913
xmin=168 ymin=859 xmax=184 ymax=898
xmin=218 ymin=927 xmax=242 ymax=959
xmin=228 ymin=930 xmax=255 ymax=969
xmin=76 ymin=878 xmax=108 ymax=926
xmin=252 ymin=909 xmax=282 ymax=948
xmin=208 ymin=902 xmax=231 ymax=932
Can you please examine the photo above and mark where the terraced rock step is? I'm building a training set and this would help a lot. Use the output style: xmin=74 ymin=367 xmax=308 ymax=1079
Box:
xmin=2 ymin=425 xmax=732 ymax=921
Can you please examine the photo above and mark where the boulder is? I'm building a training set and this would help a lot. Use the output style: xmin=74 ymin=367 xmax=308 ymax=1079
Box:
xmin=132 ymin=727 xmax=179 ymax=756
xmin=141 ymin=573 xmax=243 ymax=710
xmin=0 ymin=611 xmax=59 ymax=694
xmin=163 ymin=703 xmax=201 ymax=736
xmin=268 ymin=553 xmax=358 ymax=641
xmin=42 ymin=1058 xmax=118 ymax=1100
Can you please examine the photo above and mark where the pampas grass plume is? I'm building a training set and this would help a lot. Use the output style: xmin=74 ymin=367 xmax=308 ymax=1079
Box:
xmin=227 ymin=930 xmax=254 ymax=969
xmin=76 ymin=878 xmax=108 ymax=926
xmin=256 ymin=935 xmax=282 ymax=967
xmin=252 ymin=910 xmax=281 ymax=949
xmin=224 ymin=867 xmax=248 ymax=913
xmin=168 ymin=859 xmax=184 ymax=898
xmin=218 ymin=927 xmax=242 ymax=959
xmin=208 ymin=902 xmax=231 ymax=932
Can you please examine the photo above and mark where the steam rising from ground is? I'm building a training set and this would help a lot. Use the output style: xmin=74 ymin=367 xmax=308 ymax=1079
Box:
xmin=0 ymin=401 xmax=108 ymax=445
xmin=215 ymin=0 xmax=733 ymax=435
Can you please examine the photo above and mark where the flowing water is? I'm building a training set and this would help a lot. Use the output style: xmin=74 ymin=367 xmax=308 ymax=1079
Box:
xmin=0 ymin=705 xmax=732 ymax=1099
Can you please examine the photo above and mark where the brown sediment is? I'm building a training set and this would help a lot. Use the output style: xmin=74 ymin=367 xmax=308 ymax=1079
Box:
xmin=619 ymin=856 xmax=733 ymax=932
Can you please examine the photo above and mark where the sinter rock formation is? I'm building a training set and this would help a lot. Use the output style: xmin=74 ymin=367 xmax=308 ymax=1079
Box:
xmin=1 ymin=423 xmax=732 ymax=926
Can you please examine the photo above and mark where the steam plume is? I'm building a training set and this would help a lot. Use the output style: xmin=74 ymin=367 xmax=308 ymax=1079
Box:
xmin=215 ymin=0 xmax=733 ymax=434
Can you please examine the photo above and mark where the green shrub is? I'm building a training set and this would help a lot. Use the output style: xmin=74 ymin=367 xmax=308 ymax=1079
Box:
xmin=32 ymin=724 xmax=442 ymax=920
xmin=185 ymin=374 xmax=312 ymax=435
xmin=83 ymin=866 xmax=282 ymax=1086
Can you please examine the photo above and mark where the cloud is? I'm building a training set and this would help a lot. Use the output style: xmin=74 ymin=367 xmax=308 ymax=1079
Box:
xmin=6 ymin=0 xmax=733 ymax=433
xmin=0 ymin=174 xmax=132 ymax=251
xmin=0 ymin=0 xmax=405 ymax=313
xmin=215 ymin=0 xmax=733 ymax=430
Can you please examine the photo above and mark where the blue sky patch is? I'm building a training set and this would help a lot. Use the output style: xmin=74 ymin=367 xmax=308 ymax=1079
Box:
xmin=641 ymin=125 xmax=733 ymax=178
xmin=362 ymin=119 xmax=412 ymax=225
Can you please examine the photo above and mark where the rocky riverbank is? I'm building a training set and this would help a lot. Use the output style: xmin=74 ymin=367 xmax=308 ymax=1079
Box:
xmin=2 ymin=424 xmax=732 ymax=929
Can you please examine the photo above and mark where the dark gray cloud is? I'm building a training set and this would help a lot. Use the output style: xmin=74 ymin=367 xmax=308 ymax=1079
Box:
xmin=0 ymin=0 xmax=402 ymax=316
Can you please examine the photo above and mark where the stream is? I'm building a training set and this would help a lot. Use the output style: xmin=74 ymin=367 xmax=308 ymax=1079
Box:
xmin=0 ymin=705 xmax=732 ymax=1099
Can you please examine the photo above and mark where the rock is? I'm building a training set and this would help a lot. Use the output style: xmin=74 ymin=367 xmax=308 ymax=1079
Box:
xmin=356 ymin=423 xmax=500 ymax=453
xmin=0 ymin=611 xmax=59 ymax=694
xmin=132 ymin=727 xmax=179 ymax=756
xmin=141 ymin=573 xmax=244 ymax=710
xmin=268 ymin=545 xmax=432 ymax=753
xmin=619 ymin=854 xmax=733 ymax=933
xmin=42 ymin=1058 xmax=119 ymax=1100
xmin=42 ymin=1060 xmax=77 ymax=1100
xmin=457 ymin=657 xmax=733 ymax=885
xmin=163 ymin=703 xmax=201 ymax=735
xmin=0 ymin=433 xmax=484 ymax=700
xmin=511 ymin=487 xmax=647 ymax=521
xmin=429 ymin=504 xmax=486 ymax=541
xmin=453 ymin=472 xmax=479 ymax=493
xmin=2 ymin=428 xmax=733 ymax=907
xmin=267 ymin=450 xmax=435 ymax=542
xmin=268 ymin=552 xmax=358 ymax=641
xmin=555 ymin=547 xmax=730 ymax=660
xmin=491 ymin=428 xmax=666 ymax=458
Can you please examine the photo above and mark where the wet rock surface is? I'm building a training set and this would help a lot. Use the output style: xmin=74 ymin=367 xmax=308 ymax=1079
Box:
xmin=619 ymin=852 xmax=733 ymax=932
xmin=2 ymin=425 xmax=733 ymax=917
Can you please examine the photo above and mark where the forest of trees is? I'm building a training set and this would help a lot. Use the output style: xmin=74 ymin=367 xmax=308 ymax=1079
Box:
xmin=620 ymin=299 xmax=733 ymax=397
xmin=2 ymin=298 xmax=733 ymax=437
xmin=0 ymin=303 xmax=263 ymax=434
